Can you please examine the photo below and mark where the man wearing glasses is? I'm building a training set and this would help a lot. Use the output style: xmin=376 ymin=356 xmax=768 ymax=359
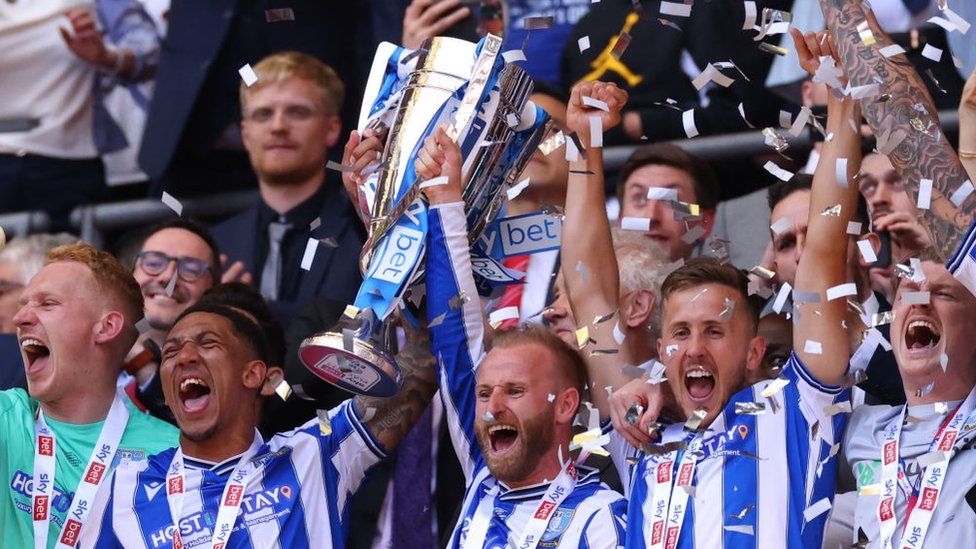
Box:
xmin=211 ymin=51 xmax=364 ymax=328
xmin=126 ymin=218 xmax=223 ymax=422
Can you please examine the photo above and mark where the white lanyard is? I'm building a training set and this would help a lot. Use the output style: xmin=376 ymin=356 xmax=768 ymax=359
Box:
xmin=32 ymin=391 xmax=130 ymax=549
xmin=462 ymin=459 xmax=578 ymax=549
xmin=645 ymin=425 xmax=700 ymax=549
xmin=462 ymin=482 xmax=498 ymax=549
xmin=165 ymin=435 xmax=263 ymax=549
xmin=512 ymin=459 xmax=578 ymax=549
xmin=877 ymin=387 xmax=976 ymax=549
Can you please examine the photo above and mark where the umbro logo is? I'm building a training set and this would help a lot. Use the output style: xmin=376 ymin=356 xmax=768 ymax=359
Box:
xmin=145 ymin=482 xmax=164 ymax=501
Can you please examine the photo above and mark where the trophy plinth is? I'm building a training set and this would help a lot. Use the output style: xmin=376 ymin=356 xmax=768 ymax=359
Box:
xmin=299 ymin=332 xmax=401 ymax=397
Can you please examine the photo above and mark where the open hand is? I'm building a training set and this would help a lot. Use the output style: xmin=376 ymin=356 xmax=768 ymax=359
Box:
xmin=791 ymin=28 xmax=841 ymax=78
xmin=402 ymin=0 xmax=471 ymax=50
xmin=566 ymin=80 xmax=628 ymax=148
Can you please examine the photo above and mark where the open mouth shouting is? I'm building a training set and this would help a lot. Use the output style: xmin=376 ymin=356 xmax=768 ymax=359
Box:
xmin=685 ymin=367 xmax=715 ymax=404
xmin=487 ymin=424 xmax=520 ymax=455
xmin=903 ymin=319 xmax=941 ymax=355
xmin=178 ymin=376 xmax=212 ymax=414
xmin=20 ymin=337 xmax=50 ymax=375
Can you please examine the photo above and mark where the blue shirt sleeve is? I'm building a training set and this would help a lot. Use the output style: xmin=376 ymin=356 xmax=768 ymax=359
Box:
xmin=425 ymin=202 xmax=488 ymax=480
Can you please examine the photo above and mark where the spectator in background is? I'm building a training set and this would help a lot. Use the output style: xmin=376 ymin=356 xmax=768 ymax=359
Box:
xmin=212 ymin=52 xmax=364 ymax=328
xmin=123 ymin=218 xmax=223 ymax=422
xmin=400 ymin=0 xmax=476 ymax=49
xmin=765 ymin=172 xmax=904 ymax=406
xmin=0 ymin=233 xmax=80 ymax=334
xmin=0 ymin=1 xmax=159 ymax=229
xmin=614 ymin=143 xmax=719 ymax=262
xmin=563 ymin=0 xmax=794 ymax=145
xmin=139 ymin=0 xmax=366 ymax=199
xmin=497 ymin=82 xmax=570 ymax=326
xmin=504 ymin=0 xmax=591 ymax=87
xmin=0 ymin=233 xmax=78 ymax=391
xmin=858 ymin=152 xmax=932 ymax=302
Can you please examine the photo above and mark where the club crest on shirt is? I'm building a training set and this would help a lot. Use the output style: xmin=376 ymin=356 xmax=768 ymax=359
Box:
xmin=539 ymin=508 xmax=575 ymax=545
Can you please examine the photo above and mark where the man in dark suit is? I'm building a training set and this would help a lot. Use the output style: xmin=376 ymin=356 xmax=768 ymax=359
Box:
xmin=211 ymin=51 xmax=365 ymax=328
xmin=139 ymin=0 xmax=368 ymax=198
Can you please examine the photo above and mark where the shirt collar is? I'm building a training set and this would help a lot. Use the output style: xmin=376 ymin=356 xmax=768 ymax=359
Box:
xmin=495 ymin=465 xmax=598 ymax=502
xmin=258 ymin=185 xmax=326 ymax=229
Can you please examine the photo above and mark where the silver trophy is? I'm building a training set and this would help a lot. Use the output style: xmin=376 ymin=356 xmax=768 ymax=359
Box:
xmin=298 ymin=35 xmax=550 ymax=397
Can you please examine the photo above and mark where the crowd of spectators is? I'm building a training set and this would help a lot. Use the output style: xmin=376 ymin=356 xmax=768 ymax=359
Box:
xmin=2 ymin=0 xmax=976 ymax=548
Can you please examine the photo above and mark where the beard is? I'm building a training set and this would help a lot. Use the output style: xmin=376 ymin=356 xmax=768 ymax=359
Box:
xmin=258 ymin=159 xmax=322 ymax=188
xmin=475 ymin=406 xmax=556 ymax=484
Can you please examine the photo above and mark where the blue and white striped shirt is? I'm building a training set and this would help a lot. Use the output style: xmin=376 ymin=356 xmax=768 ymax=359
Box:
xmin=948 ymin=218 xmax=976 ymax=298
xmin=610 ymin=353 xmax=850 ymax=548
xmin=426 ymin=202 xmax=627 ymax=548
xmin=77 ymin=401 xmax=386 ymax=549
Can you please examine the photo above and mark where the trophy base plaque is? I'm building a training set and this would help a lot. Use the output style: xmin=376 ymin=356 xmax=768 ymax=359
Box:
xmin=299 ymin=332 xmax=401 ymax=397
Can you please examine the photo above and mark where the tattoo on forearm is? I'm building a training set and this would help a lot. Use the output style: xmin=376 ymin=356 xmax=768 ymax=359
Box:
xmin=355 ymin=326 xmax=438 ymax=448
xmin=820 ymin=0 xmax=974 ymax=261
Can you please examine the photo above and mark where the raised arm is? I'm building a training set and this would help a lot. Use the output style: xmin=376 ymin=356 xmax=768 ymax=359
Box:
xmin=415 ymin=125 xmax=488 ymax=479
xmin=819 ymin=1 xmax=973 ymax=261
xmin=355 ymin=317 xmax=438 ymax=452
xmin=959 ymin=69 xmax=976 ymax=181
xmin=560 ymin=80 xmax=631 ymax=418
xmin=792 ymin=30 xmax=860 ymax=386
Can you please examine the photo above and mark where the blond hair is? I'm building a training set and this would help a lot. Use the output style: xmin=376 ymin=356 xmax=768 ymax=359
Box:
xmin=239 ymin=51 xmax=345 ymax=114
xmin=45 ymin=243 xmax=144 ymax=330
xmin=612 ymin=229 xmax=669 ymax=339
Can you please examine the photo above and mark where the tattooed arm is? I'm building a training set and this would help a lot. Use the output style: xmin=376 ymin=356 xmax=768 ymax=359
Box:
xmin=355 ymin=319 xmax=438 ymax=452
xmin=819 ymin=0 xmax=974 ymax=262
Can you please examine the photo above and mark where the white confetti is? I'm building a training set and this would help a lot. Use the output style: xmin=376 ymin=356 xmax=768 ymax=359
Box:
xmin=161 ymin=191 xmax=183 ymax=216
xmin=724 ymin=525 xmax=755 ymax=536
xmin=824 ymin=401 xmax=852 ymax=416
xmin=803 ymin=498 xmax=832 ymax=523
xmin=743 ymin=1 xmax=757 ymax=30
xmin=763 ymin=161 xmax=794 ymax=182
xmin=917 ymin=450 xmax=950 ymax=468
xmin=772 ymin=282 xmax=792 ymax=314
xmin=660 ymin=1 xmax=691 ymax=17
xmin=857 ymin=239 xmax=877 ymax=263
xmin=502 ymin=50 xmax=526 ymax=63
xmin=548 ymin=393 xmax=556 ymax=403
xmin=804 ymin=340 xmax=823 ymax=355
xmin=578 ymin=35 xmax=591 ymax=52
xmin=682 ymin=109 xmax=699 ymax=138
xmin=917 ymin=178 xmax=933 ymax=209
xmin=489 ymin=306 xmax=520 ymax=328
xmin=826 ymin=283 xmax=857 ymax=301
xmin=738 ymin=102 xmax=755 ymax=128
xmin=645 ymin=359 xmax=668 ymax=384
xmin=770 ymin=216 xmax=792 ymax=235
xmin=309 ymin=217 xmax=321 ymax=231
xmin=921 ymin=43 xmax=943 ymax=62
xmin=565 ymin=135 xmax=580 ymax=162
xmin=848 ymin=83 xmax=880 ymax=100
xmin=621 ymin=217 xmax=651 ymax=231
xmin=761 ymin=377 xmax=790 ymax=398
xmin=941 ymin=352 xmax=949 ymax=372
xmin=507 ymin=177 xmax=531 ymax=200
xmin=879 ymin=44 xmax=907 ymax=58
xmin=789 ymin=106 xmax=811 ymax=137
xmin=238 ymin=64 xmax=258 ymax=87
xmin=135 ymin=317 xmax=151 ymax=334
xmin=692 ymin=64 xmax=734 ymax=91
xmin=300 ymin=238 xmax=318 ymax=271
xmin=613 ymin=321 xmax=626 ymax=345
xmin=779 ymin=110 xmax=792 ymax=129
xmin=927 ymin=16 xmax=958 ymax=33
xmin=950 ymin=179 xmax=974 ymax=207
xmin=165 ymin=273 xmax=177 ymax=296
xmin=901 ymin=291 xmax=930 ymax=305
xmin=835 ymin=158 xmax=848 ymax=188
xmin=582 ymin=95 xmax=610 ymax=112
xmin=589 ymin=115 xmax=603 ymax=148
xmin=943 ymin=7 xmax=971 ymax=34
xmin=646 ymin=187 xmax=679 ymax=201
xmin=419 ymin=175 xmax=449 ymax=189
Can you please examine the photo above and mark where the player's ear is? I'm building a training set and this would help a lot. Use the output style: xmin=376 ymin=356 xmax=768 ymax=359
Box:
xmin=242 ymin=360 xmax=268 ymax=391
xmin=554 ymin=387 xmax=580 ymax=424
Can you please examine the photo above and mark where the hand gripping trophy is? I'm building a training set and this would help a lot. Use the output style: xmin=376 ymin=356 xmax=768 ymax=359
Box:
xmin=299 ymin=35 xmax=551 ymax=396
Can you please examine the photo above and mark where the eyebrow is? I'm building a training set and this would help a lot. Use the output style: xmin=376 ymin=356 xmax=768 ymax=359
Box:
xmin=164 ymin=329 xmax=222 ymax=347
